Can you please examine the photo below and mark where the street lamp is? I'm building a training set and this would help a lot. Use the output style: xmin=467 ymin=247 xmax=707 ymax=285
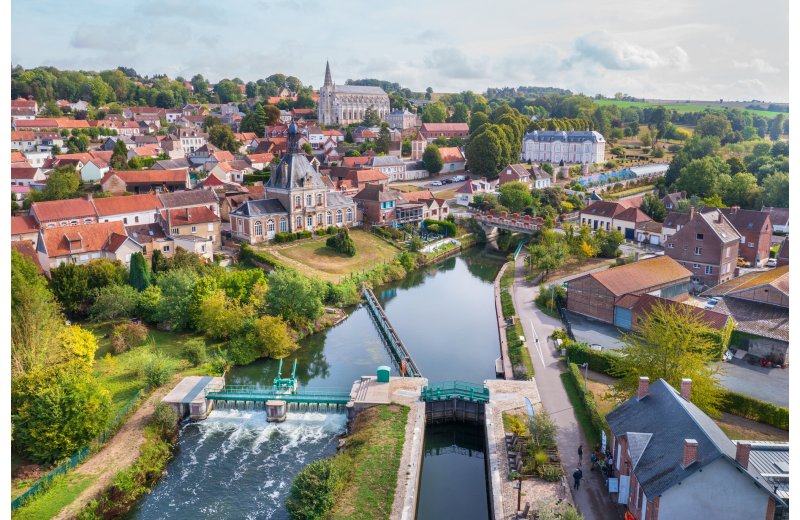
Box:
xmin=581 ymin=362 xmax=588 ymax=395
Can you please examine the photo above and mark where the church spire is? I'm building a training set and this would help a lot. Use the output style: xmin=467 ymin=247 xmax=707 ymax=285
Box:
xmin=324 ymin=60 xmax=333 ymax=87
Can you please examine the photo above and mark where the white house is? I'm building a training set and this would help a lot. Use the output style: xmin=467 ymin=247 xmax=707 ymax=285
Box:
xmin=80 ymin=159 xmax=110 ymax=183
xmin=522 ymin=130 xmax=605 ymax=164
xmin=456 ymin=177 xmax=493 ymax=206
xmin=11 ymin=166 xmax=46 ymax=187
xmin=36 ymin=221 xmax=144 ymax=272
xmin=11 ymin=131 xmax=37 ymax=151
xmin=24 ymin=150 xmax=51 ymax=168
xmin=367 ymin=155 xmax=407 ymax=181
xmin=92 ymin=193 xmax=163 ymax=225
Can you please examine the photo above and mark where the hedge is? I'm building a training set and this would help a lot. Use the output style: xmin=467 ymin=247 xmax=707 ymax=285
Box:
xmin=274 ymin=230 xmax=313 ymax=243
xmin=423 ymin=218 xmax=456 ymax=237
xmin=565 ymin=362 xmax=609 ymax=447
xmin=720 ymin=391 xmax=788 ymax=430
xmin=563 ymin=341 xmax=620 ymax=376
xmin=239 ymin=243 xmax=287 ymax=270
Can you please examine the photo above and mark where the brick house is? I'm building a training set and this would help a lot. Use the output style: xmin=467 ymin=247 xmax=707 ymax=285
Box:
xmin=158 ymin=207 xmax=220 ymax=258
xmin=718 ymin=207 xmax=772 ymax=267
xmin=566 ymin=256 xmax=692 ymax=325
xmin=498 ymin=164 xmax=531 ymax=187
xmin=775 ymin=238 xmax=789 ymax=267
xmin=664 ymin=207 xmax=740 ymax=289
xmin=607 ymin=378 xmax=787 ymax=520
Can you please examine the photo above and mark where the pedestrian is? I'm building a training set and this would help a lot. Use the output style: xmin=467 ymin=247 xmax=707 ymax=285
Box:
xmin=572 ymin=467 xmax=583 ymax=490
xmin=578 ymin=445 xmax=583 ymax=465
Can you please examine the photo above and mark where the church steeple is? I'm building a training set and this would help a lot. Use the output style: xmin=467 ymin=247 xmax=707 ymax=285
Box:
xmin=324 ymin=61 xmax=333 ymax=87
xmin=287 ymin=121 xmax=300 ymax=154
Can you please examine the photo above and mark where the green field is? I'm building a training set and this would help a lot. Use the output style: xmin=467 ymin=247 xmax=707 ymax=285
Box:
xmin=12 ymin=473 xmax=96 ymax=520
xmin=265 ymin=229 xmax=400 ymax=282
xmin=594 ymin=98 xmax=787 ymax=118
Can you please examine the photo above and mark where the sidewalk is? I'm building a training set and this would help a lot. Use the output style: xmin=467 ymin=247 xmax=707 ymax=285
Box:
xmin=510 ymin=255 xmax=621 ymax=520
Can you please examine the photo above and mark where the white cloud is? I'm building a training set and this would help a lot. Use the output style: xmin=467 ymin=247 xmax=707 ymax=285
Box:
xmin=572 ymin=31 xmax=668 ymax=70
xmin=423 ymin=48 xmax=482 ymax=79
xmin=732 ymin=58 xmax=779 ymax=74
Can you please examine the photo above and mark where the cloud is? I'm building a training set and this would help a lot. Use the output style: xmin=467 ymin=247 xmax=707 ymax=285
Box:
xmin=423 ymin=48 xmax=482 ymax=79
xmin=70 ymin=25 xmax=123 ymax=50
xmin=732 ymin=58 xmax=779 ymax=74
xmin=572 ymin=31 xmax=673 ymax=70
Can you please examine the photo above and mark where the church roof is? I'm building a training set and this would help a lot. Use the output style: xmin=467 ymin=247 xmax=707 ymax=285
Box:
xmin=331 ymin=84 xmax=387 ymax=95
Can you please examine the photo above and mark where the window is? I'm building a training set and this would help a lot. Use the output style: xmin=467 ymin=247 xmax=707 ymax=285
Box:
xmin=346 ymin=208 xmax=353 ymax=222
xmin=295 ymin=195 xmax=301 ymax=208
xmin=317 ymin=213 xmax=323 ymax=225
xmin=296 ymin=216 xmax=302 ymax=228
xmin=694 ymin=246 xmax=702 ymax=255
xmin=692 ymin=263 xmax=700 ymax=269
xmin=307 ymin=215 xmax=313 ymax=228
xmin=267 ymin=220 xmax=275 ymax=232
xmin=317 ymin=193 xmax=323 ymax=205
xmin=696 ymin=233 xmax=703 ymax=240
xmin=280 ymin=219 xmax=287 ymax=232
xmin=172 ymin=227 xmax=179 ymax=234
xmin=191 ymin=225 xmax=197 ymax=233
xmin=336 ymin=210 xmax=343 ymax=224
xmin=747 ymin=242 xmax=754 ymax=248
xmin=68 ymin=220 xmax=77 ymax=226
xmin=135 ymin=216 xmax=140 ymax=223
xmin=163 ymin=245 xmax=170 ymax=252
xmin=208 ymin=223 xmax=214 ymax=231
xmin=254 ymin=221 xmax=263 ymax=236
xmin=705 ymin=265 xmax=713 ymax=275
xmin=84 ymin=218 xmax=92 ymax=224
xmin=306 ymin=194 xmax=312 ymax=206
xmin=327 ymin=212 xmax=333 ymax=225
xmin=123 ymin=218 xmax=128 ymax=224
xmin=200 ymin=244 xmax=206 ymax=253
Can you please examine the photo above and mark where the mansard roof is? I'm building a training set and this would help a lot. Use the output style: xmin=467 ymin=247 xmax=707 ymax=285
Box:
xmin=523 ymin=130 xmax=605 ymax=143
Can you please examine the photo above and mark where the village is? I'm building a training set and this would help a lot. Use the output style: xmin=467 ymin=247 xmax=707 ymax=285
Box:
xmin=7 ymin=47 xmax=791 ymax=520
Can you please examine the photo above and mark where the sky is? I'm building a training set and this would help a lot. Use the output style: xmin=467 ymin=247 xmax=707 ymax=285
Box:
xmin=10 ymin=0 xmax=790 ymax=102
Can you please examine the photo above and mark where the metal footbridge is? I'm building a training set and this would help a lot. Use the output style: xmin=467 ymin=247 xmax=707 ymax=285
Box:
xmin=362 ymin=287 xmax=422 ymax=377
xmin=421 ymin=381 xmax=490 ymax=403
xmin=205 ymin=385 xmax=351 ymax=404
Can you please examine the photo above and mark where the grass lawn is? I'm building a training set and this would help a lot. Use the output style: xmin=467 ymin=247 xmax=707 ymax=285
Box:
xmin=593 ymin=98 xmax=786 ymax=118
xmin=265 ymin=229 xmax=400 ymax=282
xmin=329 ymin=404 xmax=409 ymax=520
xmin=389 ymin=184 xmax=419 ymax=193
xmin=12 ymin=473 xmax=96 ymax=520
xmin=540 ymin=257 xmax=612 ymax=283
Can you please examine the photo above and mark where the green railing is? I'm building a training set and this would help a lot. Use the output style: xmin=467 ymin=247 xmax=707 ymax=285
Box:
xmin=206 ymin=386 xmax=352 ymax=404
xmin=12 ymin=388 xmax=145 ymax=512
xmin=421 ymin=381 xmax=490 ymax=403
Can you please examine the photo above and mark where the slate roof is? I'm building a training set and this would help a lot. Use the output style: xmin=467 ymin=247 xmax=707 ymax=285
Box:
xmin=267 ymin=151 xmax=327 ymax=190
xmin=229 ymin=198 xmax=287 ymax=217
xmin=606 ymin=379 xmax=781 ymax=501
xmin=158 ymin=190 xmax=219 ymax=208
xmin=583 ymin=256 xmax=692 ymax=297
xmin=125 ymin=223 xmax=168 ymax=244
xmin=523 ymin=130 xmax=605 ymax=143
xmin=326 ymin=191 xmax=355 ymax=208
xmin=368 ymin=155 xmax=404 ymax=167
xmin=709 ymin=297 xmax=788 ymax=342
xmin=761 ymin=206 xmax=789 ymax=227
xmin=719 ymin=208 xmax=771 ymax=234
xmin=154 ymin=158 xmax=192 ymax=170
xmin=330 ymin=84 xmax=387 ymax=95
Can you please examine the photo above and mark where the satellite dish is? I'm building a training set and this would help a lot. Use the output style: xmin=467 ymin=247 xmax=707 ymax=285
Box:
xmin=524 ymin=397 xmax=535 ymax=420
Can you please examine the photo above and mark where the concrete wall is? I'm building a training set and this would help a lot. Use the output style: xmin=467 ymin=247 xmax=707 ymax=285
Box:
xmin=657 ymin=458 xmax=770 ymax=520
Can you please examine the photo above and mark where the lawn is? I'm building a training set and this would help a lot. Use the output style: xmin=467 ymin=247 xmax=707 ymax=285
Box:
xmin=329 ymin=404 xmax=409 ymax=520
xmin=264 ymin=229 xmax=400 ymax=282
xmin=560 ymin=372 xmax=601 ymax=449
xmin=12 ymin=473 xmax=96 ymax=520
xmin=594 ymin=98 xmax=787 ymax=118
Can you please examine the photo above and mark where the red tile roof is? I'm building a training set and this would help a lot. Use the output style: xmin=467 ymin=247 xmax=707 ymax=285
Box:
xmin=11 ymin=151 xmax=28 ymax=164
xmin=11 ymin=215 xmax=39 ymax=235
xmin=32 ymin=198 xmax=98 ymax=223
xmin=420 ymin=123 xmax=469 ymax=133
xmin=92 ymin=193 xmax=163 ymax=216
xmin=11 ymin=131 xmax=35 ymax=141
xmin=11 ymin=167 xmax=41 ymax=180
xmin=101 ymin=168 xmax=188 ymax=186
xmin=586 ymin=256 xmax=692 ymax=297
xmin=40 ymin=221 xmax=127 ymax=257
xmin=162 ymin=206 xmax=220 ymax=225
xmin=341 ymin=156 xmax=370 ymax=167
xmin=616 ymin=207 xmax=652 ymax=225
xmin=246 ymin=153 xmax=274 ymax=165
xmin=438 ymin=146 xmax=465 ymax=163
xmin=11 ymin=241 xmax=44 ymax=273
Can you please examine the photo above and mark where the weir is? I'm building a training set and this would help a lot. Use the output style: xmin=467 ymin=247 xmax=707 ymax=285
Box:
xmin=362 ymin=287 xmax=422 ymax=377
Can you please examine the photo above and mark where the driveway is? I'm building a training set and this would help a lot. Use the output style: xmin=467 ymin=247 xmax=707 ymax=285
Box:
xmin=717 ymin=359 xmax=789 ymax=407
xmin=565 ymin=312 xmax=625 ymax=352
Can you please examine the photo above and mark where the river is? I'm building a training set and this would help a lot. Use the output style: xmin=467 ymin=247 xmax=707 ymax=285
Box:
xmin=132 ymin=248 xmax=503 ymax=519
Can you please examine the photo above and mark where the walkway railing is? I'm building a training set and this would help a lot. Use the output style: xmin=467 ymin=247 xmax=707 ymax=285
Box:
xmin=206 ymin=385 xmax=352 ymax=404
xmin=362 ymin=287 xmax=422 ymax=377
xmin=421 ymin=381 xmax=490 ymax=403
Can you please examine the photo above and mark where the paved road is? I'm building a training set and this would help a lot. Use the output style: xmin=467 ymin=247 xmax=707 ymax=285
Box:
xmin=511 ymin=254 xmax=622 ymax=520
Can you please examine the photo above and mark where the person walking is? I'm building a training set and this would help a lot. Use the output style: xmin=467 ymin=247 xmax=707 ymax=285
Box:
xmin=578 ymin=445 xmax=583 ymax=465
xmin=572 ymin=467 xmax=583 ymax=490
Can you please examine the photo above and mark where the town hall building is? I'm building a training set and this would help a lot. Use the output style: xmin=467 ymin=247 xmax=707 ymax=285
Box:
xmin=229 ymin=122 xmax=357 ymax=243
xmin=317 ymin=62 xmax=391 ymax=127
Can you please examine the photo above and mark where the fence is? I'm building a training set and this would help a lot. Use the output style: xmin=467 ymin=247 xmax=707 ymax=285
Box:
xmin=11 ymin=388 xmax=145 ymax=511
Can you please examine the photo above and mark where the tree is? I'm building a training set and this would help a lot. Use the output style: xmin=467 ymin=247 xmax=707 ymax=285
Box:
xmin=695 ymin=113 xmax=733 ymax=140
xmin=302 ymin=142 xmax=314 ymax=156
xmin=197 ymin=289 xmax=250 ymax=340
xmin=110 ymin=138 xmax=129 ymax=169
xmin=761 ymin=172 xmax=789 ymax=208
xmin=13 ymin=363 xmax=111 ymax=463
xmin=209 ymin=124 xmax=240 ymax=153
xmin=421 ymin=102 xmax=447 ymax=123
xmin=723 ymin=172 xmax=762 ymax=208
xmin=11 ymin=250 xmax=64 ymax=377
xmin=769 ymin=114 xmax=785 ymax=141
xmin=266 ymin=270 xmax=324 ymax=327
xmin=155 ymin=268 xmax=198 ymax=330
xmin=528 ymin=230 xmax=568 ymax=277
xmin=465 ymin=127 xmax=504 ymax=178
xmin=401 ymin=139 xmax=411 ymax=157
xmin=41 ymin=165 xmax=80 ymax=201
xmin=263 ymin=104 xmax=281 ymax=126
xmin=610 ymin=300 xmax=726 ymax=415
xmin=89 ymin=284 xmax=140 ymax=322
xmin=50 ymin=263 xmax=91 ymax=318
xmin=151 ymin=249 xmax=168 ymax=274
xmin=129 ymin=252 xmax=151 ymax=291
xmin=42 ymin=101 xmax=62 ymax=116
xmin=375 ymin=123 xmax=391 ymax=154
xmin=469 ymin=111 xmax=489 ymax=134
xmin=676 ymin=156 xmax=729 ymax=199
xmin=498 ymin=181 xmax=534 ymax=213
xmin=449 ymin=102 xmax=470 ymax=124
xmin=422 ymin=144 xmax=443 ymax=174
xmin=725 ymin=156 xmax=746 ymax=175
xmin=361 ymin=106 xmax=381 ymax=127
xmin=595 ymin=228 xmax=624 ymax=258
xmin=252 ymin=315 xmax=299 ymax=359
xmin=286 ymin=459 xmax=340 ymax=520
xmin=326 ymin=228 xmax=356 ymax=257
xmin=640 ymin=193 xmax=667 ymax=222
xmin=214 ymin=80 xmax=242 ymax=103
xmin=57 ymin=325 xmax=99 ymax=370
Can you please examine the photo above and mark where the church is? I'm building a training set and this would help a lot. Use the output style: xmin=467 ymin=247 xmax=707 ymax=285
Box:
xmin=229 ymin=122 xmax=357 ymax=243
xmin=317 ymin=62 xmax=390 ymax=126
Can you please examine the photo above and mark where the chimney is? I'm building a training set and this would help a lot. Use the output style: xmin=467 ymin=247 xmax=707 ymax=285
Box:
xmin=689 ymin=205 xmax=696 ymax=220
xmin=731 ymin=205 xmax=739 ymax=214
xmin=682 ymin=439 xmax=698 ymax=467
xmin=185 ymin=208 xmax=190 ymax=219
xmin=735 ymin=442 xmax=751 ymax=469
xmin=637 ymin=376 xmax=650 ymax=400
xmin=717 ymin=210 xmax=723 ymax=223
xmin=680 ymin=378 xmax=692 ymax=401
xmin=84 ymin=193 xmax=93 ymax=201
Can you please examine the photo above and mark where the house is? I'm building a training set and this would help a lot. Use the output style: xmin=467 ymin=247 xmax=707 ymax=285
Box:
xmin=11 ymin=131 xmax=37 ymax=151
xmin=100 ymin=169 xmax=190 ymax=194
xmin=522 ymin=130 xmax=605 ymax=164
xmin=127 ymin=145 xmax=163 ymax=161
xmin=761 ymin=206 xmax=788 ymax=234
xmin=456 ymin=177 xmax=493 ymax=206
xmin=24 ymin=150 xmax=51 ymax=168
xmin=329 ymin=167 xmax=389 ymax=194
xmin=664 ymin=207 xmax=740 ymax=289
xmin=208 ymin=161 xmax=253 ymax=184
xmin=11 ymin=166 xmax=46 ymax=187
xmin=401 ymin=190 xmax=449 ymax=221
xmin=418 ymin=122 xmax=469 ymax=142
xmin=246 ymin=153 xmax=274 ymax=170
xmin=718 ymin=207 xmax=772 ymax=267
xmin=124 ymin=223 xmax=174 ymax=258
xmin=31 ymin=198 xmax=98 ymax=228
xmin=606 ymin=377 xmax=787 ymax=520
xmin=159 ymin=207 xmax=221 ymax=256
xmin=438 ymin=147 xmax=466 ymax=172
xmin=177 ymin=128 xmax=208 ymax=153
xmin=12 ymin=241 xmax=45 ymax=273
xmin=11 ymin=98 xmax=38 ymax=113
xmin=662 ymin=192 xmax=686 ymax=211
xmin=614 ymin=207 xmax=653 ymax=241
xmin=385 ymin=109 xmax=419 ymax=130
xmin=93 ymin=193 xmax=163 ymax=225
xmin=775 ymin=238 xmax=789 ymax=267
xmin=37 ymin=221 xmax=143 ymax=271
xmin=81 ymin=159 xmax=110 ymax=183
xmin=579 ymin=200 xmax=647 ymax=238
xmin=35 ymin=131 xmax=64 ymax=151
xmin=353 ymin=184 xmax=418 ymax=227
xmin=101 ymin=135 xmax=136 ymax=151
xmin=566 ymin=256 xmax=692 ymax=325
xmin=700 ymin=267 xmax=789 ymax=363
xmin=498 ymin=164 xmax=531 ymax=187
xmin=366 ymin=156 xmax=407 ymax=181
xmin=158 ymin=189 xmax=221 ymax=216
xmin=11 ymin=215 xmax=40 ymax=247
xmin=11 ymin=151 xmax=29 ymax=166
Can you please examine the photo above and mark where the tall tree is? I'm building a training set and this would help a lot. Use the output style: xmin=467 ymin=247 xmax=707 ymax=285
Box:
xmin=129 ymin=252 xmax=151 ymax=291
xmin=498 ymin=181 xmax=533 ymax=213
xmin=209 ymin=124 xmax=240 ymax=153
xmin=263 ymin=104 xmax=281 ymax=126
xmin=695 ymin=113 xmax=733 ymax=140
xmin=422 ymin=144 xmax=443 ymax=174
xmin=527 ymin=230 xmax=568 ymax=278
xmin=265 ymin=270 xmax=324 ymax=327
xmin=640 ymin=193 xmax=667 ymax=222
xmin=421 ymin=102 xmax=447 ymax=123
xmin=361 ymin=106 xmax=381 ymax=127
xmin=111 ymin=138 xmax=129 ymax=170
xmin=761 ymin=172 xmax=789 ymax=208
xmin=610 ymin=300 xmax=727 ymax=415
xmin=676 ymin=156 xmax=729 ymax=198
xmin=49 ymin=263 xmax=91 ymax=318
xmin=449 ymin=102 xmax=470 ymax=124
xmin=375 ymin=122 xmax=391 ymax=154
xmin=769 ymin=114 xmax=785 ymax=141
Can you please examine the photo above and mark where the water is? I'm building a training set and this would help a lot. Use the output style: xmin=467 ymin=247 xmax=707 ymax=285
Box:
xmin=132 ymin=248 xmax=503 ymax=519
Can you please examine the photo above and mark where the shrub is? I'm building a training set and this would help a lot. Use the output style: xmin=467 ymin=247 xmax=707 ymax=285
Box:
xmin=423 ymin=218 xmax=456 ymax=237
xmin=90 ymin=284 xmax=140 ymax=321
xmin=182 ymin=338 xmax=207 ymax=366
xmin=111 ymin=322 xmax=149 ymax=354
xmin=139 ymin=353 xmax=176 ymax=389
xmin=286 ymin=459 xmax=341 ymax=520
xmin=150 ymin=402 xmax=178 ymax=439
xmin=566 ymin=362 xmax=609 ymax=444
xmin=275 ymin=232 xmax=296 ymax=243
xmin=563 ymin=340 xmax=620 ymax=376
xmin=295 ymin=230 xmax=312 ymax=240
xmin=721 ymin=391 xmax=788 ymax=430
xmin=539 ymin=464 xmax=563 ymax=482
xmin=326 ymin=228 xmax=356 ymax=257
xmin=209 ymin=354 xmax=232 ymax=376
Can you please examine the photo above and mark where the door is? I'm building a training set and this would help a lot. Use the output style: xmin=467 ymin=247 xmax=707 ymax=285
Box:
xmin=624 ymin=228 xmax=635 ymax=240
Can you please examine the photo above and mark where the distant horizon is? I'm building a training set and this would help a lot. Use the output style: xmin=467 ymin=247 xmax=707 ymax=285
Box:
xmin=11 ymin=0 xmax=789 ymax=103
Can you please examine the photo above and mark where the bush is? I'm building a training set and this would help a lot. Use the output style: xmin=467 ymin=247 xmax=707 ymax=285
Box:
xmin=566 ymin=362 xmax=609 ymax=445
xmin=275 ymin=232 xmax=296 ymax=243
xmin=326 ymin=228 xmax=356 ymax=257
xmin=139 ymin=353 xmax=176 ymax=389
xmin=150 ymin=402 xmax=178 ymax=439
xmin=209 ymin=354 xmax=232 ymax=376
xmin=721 ymin=391 xmax=788 ymax=430
xmin=539 ymin=464 xmax=562 ymax=482
xmin=286 ymin=459 xmax=341 ymax=520
xmin=563 ymin=340 xmax=620 ymax=376
xmin=424 ymin=218 xmax=456 ymax=237
xmin=89 ymin=284 xmax=140 ymax=321
xmin=111 ymin=322 xmax=149 ymax=354
xmin=182 ymin=338 xmax=207 ymax=366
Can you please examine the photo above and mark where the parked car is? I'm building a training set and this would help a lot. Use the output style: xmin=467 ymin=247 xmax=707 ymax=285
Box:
xmin=430 ymin=181 xmax=442 ymax=187
xmin=767 ymin=258 xmax=777 ymax=267
xmin=736 ymin=257 xmax=750 ymax=267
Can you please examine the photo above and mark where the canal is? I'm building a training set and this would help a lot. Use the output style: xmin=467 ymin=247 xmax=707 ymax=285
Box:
xmin=131 ymin=248 xmax=503 ymax=519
